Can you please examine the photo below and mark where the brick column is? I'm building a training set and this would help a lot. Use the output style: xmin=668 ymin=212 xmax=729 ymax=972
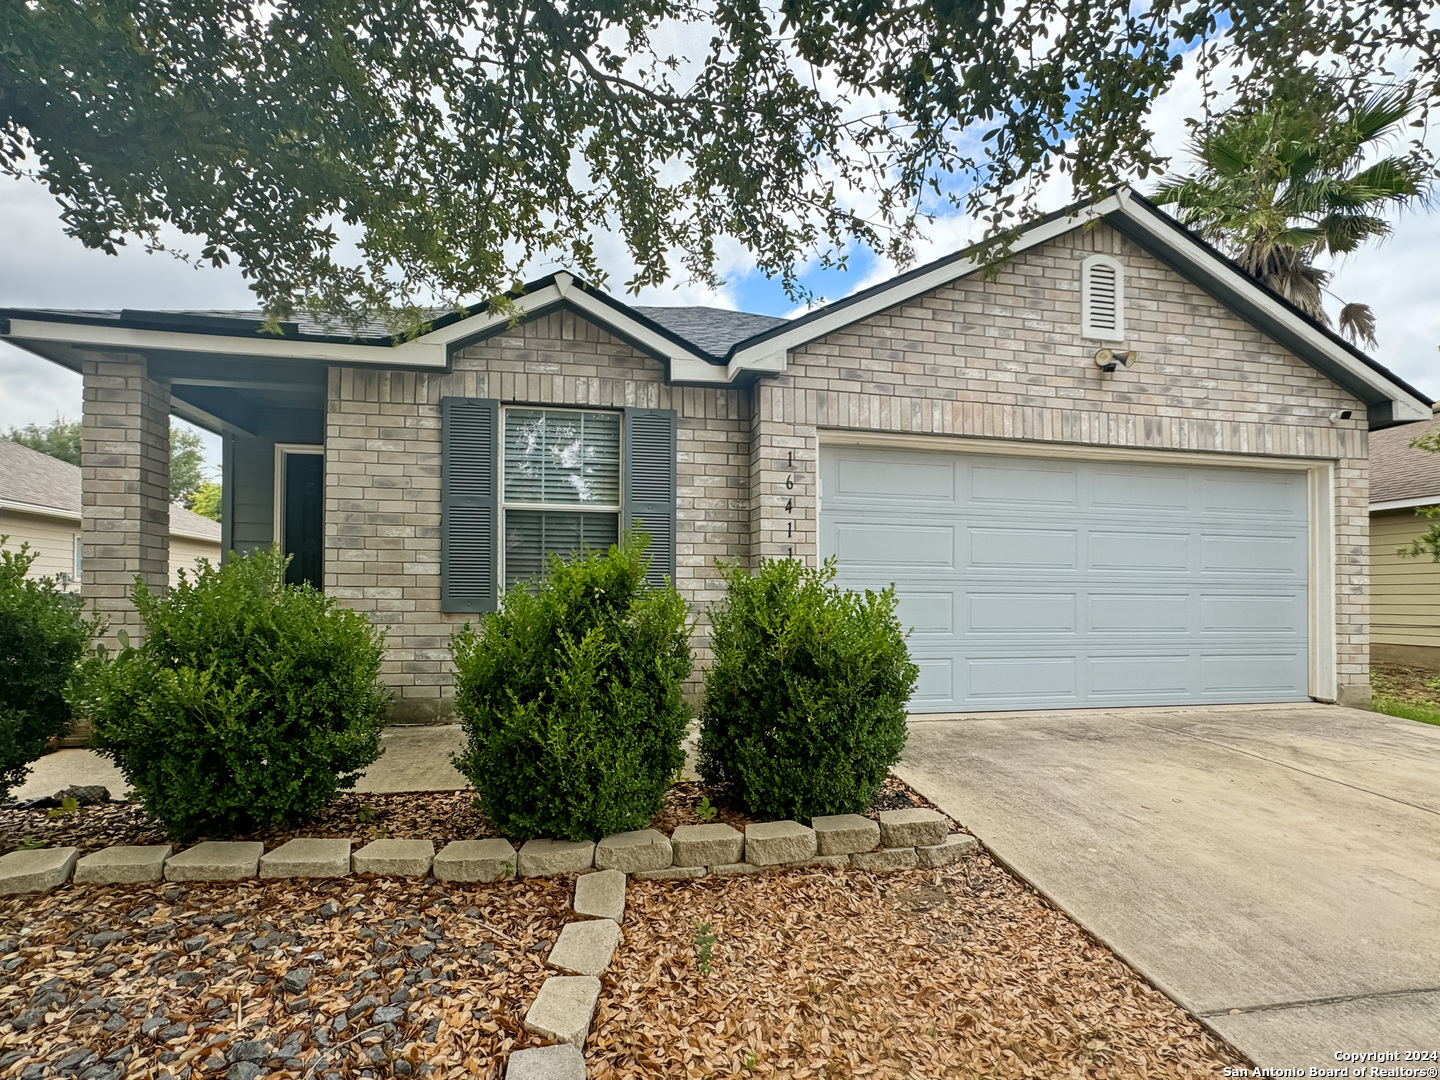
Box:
xmin=81 ymin=353 xmax=171 ymax=643
xmin=748 ymin=382 xmax=818 ymax=567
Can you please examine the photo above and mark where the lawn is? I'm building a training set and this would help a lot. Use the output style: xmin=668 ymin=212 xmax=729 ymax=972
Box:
xmin=1371 ymin=663 xmax=1440 ymax=726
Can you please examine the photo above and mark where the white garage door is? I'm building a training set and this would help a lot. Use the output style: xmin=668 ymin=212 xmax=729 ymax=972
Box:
xmin=819 ymin=446 xmax=1311 ymax=712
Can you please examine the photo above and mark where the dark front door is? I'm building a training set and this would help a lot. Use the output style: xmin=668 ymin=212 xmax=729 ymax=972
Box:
xmin=283 ymin=452 xmax=324 ymax=589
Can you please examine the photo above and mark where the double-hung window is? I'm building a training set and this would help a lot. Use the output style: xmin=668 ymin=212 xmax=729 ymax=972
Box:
xmin=501 ymin=408 xmax=621 ymax=587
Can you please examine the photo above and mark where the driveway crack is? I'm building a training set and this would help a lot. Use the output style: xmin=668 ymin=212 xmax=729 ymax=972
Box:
xmin=1198 ymin=984 xmax=1440 ymax=1018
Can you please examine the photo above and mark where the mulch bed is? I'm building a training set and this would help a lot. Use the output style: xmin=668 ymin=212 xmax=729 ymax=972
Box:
xmin=0 ymin=776 xmax=951 ymax=859
xmin=1372 ymin=662 xmax=1440 ymax=710
xmin=0 ymin=856 xmax=1245 ymax=1079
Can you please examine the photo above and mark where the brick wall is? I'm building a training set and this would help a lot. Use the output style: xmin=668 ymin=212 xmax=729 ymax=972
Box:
xmin=749 ymin=223 xmax=1370 ymax=705
xmin=324 ymin=224 xmax=1370 ymax=718
xmin=325 ymin=310 xmax=749 ymax=721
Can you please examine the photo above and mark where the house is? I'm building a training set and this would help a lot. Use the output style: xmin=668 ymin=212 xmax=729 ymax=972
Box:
xmin=0 ymin=188 xmax=1429 ymax=719
xmin=0 ymin=436 xmax=221 ymax=588
xmin=1370 ymin=409 xmax=1440 ymax=670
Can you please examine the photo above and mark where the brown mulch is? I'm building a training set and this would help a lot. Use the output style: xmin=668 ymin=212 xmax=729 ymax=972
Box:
xmin=0 ymin=857 xmax=1247 ymax=1079
xmin=592 ymin=858 xmax=1246 ymax=1078
xmin=1 ymin=776 xmax=955 ymax=859
xmin=1372 ymin=661 xmax=1440 ymax=709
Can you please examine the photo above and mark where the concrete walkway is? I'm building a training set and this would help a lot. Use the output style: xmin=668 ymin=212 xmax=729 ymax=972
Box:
xmin=10 ymin=724 xmax=472 ymax=802
xmin=893 ymin=703 xmax=1440 ymax=1070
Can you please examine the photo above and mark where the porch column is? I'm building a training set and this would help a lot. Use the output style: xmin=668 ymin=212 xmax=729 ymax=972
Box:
xmin=81 ymin=352 xmax=171 ymax=643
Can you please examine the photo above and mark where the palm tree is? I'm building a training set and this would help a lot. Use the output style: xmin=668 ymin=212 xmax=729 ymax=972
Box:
xmin=1152 ymin=89 xmax=1430 ymax=348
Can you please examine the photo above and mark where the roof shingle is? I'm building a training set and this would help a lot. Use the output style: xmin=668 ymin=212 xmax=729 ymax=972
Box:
xmin=1370 ymin=414 xmax=1440 ymax=505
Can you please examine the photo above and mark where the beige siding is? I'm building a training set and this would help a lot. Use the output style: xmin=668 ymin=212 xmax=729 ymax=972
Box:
xmin=0 ymin=509 xmax=81 ymax=587
xmin=170 ymin=532 xmax=222 ymax=586
xmin=1372 ymin=508 xmax=1440 ymax=647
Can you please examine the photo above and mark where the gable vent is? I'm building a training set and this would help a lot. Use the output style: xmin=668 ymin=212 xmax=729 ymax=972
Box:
xmin=1081 ymin=255 xmax=1125 ymax=341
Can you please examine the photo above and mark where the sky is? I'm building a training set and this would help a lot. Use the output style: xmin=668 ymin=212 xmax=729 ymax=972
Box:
xmin=2 ymin=50 xmax=1437 ymax=478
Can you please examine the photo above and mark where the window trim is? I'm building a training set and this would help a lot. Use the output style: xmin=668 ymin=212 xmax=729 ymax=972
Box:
xmin=498 ymin=404 xmax=623 ymax=589
xmin=1080 ymin=253 xmax=1126 ymax=341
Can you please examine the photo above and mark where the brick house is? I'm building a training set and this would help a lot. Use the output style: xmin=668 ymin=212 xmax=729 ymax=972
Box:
xmin=2 ymin=189 xmax=1429 ymax=719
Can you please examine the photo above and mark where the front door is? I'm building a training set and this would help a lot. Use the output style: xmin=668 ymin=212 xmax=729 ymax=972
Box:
xmin=282 ymin=450 xmax=324 ymax=589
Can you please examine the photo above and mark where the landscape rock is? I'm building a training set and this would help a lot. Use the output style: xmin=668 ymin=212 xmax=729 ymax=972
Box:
xmin=594 ymin=829 xmax=672 ymax=873
xmin=546 ymin=918 xmax=621 ymax=977
xmin=811 ymin=814 xmax=880 ymax=856
xmin=877 ymin=808 xmax=948 ymax=849
xmin=744 ymin=821 xmax=816 ymax=866
xmin=352 ymin=839 xmax=434 ymax=877
xmin=522 ymin=975 xmax=602 ymax=1044
xmin=505 ymin=1044 xmax=586 ymax=1080
xmin=54 ymin=785 xmax=110 ymax=806
xmin=572 ymin=868 xmax=625 ymax=923
xmin=633 ymin=865 xmax=708 ymax=880
xmin=74 ymin=846 xmax=172 ymax=885
xmin=0 ymin=847 xmax=80 ymax=895
xmin=259 ymin=839 xmax=352 ymax=879
xmin=850 ymin=847 xmax=919 ymax=872
xmin=164 ymin=842 xmax=265 ymax=882
xmin=517 ymin=839 xmax=595 ymax=877
xmin=916 ymin=833 xmax=979 ymax=867
xmin=670 ymin=823 xmax=744 ymax=867
xmin=282 ymin=969 xmax=312 ymax=994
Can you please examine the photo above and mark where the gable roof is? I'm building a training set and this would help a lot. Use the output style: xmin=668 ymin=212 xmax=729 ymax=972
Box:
xmin=1371 ymin=414 xmax=1440 ymax=508
xmin=0 ymin=437 xmax=221 ymax=541
xmin=1 ymin=187 xmax=1429 ymax=425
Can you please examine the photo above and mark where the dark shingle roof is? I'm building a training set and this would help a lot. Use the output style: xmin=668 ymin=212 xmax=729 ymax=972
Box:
xmin=1371 ymin=414 xmax=1440 ymax=505
xmin=633 ymin=307 xmax=788 ymax=358
xmin=0 ymin=437 xmax=221 ymax=539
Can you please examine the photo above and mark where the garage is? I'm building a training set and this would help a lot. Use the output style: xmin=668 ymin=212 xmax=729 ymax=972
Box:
xmin=819 ymin=445 xmax=1312 ymax=712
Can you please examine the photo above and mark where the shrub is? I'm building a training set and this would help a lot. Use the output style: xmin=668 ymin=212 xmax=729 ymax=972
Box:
xmin=0 ymin=539 xmax=100 ymax=802
xmin=74 ymin=547 xmax=389 ymax=839
xmin=698 ymin=557 xmax=919 ymax=821
xmin=451 ymin=531 xmax=692 ymax=842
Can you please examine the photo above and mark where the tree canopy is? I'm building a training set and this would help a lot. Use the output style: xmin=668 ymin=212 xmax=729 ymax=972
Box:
xmin=2 ymin=0 xmax=1437 ymax=328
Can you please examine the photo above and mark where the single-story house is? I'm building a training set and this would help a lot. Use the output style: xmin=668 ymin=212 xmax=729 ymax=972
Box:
xmin=1370 ymin=409 xmax=1440 ymax=670
xmin=1 ymin=188 xmax=1429 ymax=719
xmin=0 ymin=435 xmax=221 ymax=589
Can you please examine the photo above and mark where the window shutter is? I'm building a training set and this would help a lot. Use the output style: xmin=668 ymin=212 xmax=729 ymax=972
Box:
xmin=623 ymin=408 xmax=678 ymax=587
xmin=442 ymin=397 xmax=500 ymax=613
xmin=1081 ymin=255 xmax=1125 ymax=340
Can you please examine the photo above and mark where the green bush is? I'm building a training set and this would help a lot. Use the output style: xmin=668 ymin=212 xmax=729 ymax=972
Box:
xmin=74 ymin=547 xmax=389 ymax=839
xmin=451 ymin=531 xmax=692 ymax=842
xmin=0 ymin=539 xmax=100 ymax=802
xmin=698 ymin=557 xmax=919 ymax=821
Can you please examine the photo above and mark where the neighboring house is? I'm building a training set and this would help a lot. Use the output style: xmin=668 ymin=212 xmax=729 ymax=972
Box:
xmin=1370 ymin=409 xmax=1440 ymax=670
xmin=1 ymin=188 xmax=1430 ymax=720
xmin=0 ymin=437 xmax=221 ymax=588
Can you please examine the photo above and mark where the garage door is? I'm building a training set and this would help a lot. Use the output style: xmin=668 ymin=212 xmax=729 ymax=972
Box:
xmin=819 ymin=446 xmax=1311 ymax=712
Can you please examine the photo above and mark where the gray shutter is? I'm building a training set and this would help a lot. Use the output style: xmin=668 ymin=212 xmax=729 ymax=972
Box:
xmin=623 ymin=408 xmax=678 ymax=587
xmin=442 ymin=397 xmax=499 ymax=613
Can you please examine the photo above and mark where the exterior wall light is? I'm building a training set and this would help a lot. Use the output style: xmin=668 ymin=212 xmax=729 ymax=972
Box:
xmin=1094 ymin=348 xmax=1137 ymax=372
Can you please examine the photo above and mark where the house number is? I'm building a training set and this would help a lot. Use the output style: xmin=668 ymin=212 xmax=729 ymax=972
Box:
xmin=784 ymin=450 xmax=797 ymax=556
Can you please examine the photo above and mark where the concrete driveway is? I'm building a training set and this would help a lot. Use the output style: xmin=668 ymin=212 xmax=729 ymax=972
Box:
xmin=894 ymin=703 xmax=1440 ymax=1071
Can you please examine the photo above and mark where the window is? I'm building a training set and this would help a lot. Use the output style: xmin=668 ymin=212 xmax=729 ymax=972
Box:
xmin=1081 ymin=254 xmax=1125 ymax=340
xmin=501 ymin=408 xmax=621 ymax=588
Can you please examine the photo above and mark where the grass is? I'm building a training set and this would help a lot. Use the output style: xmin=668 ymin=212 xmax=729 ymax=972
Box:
xmin=1371 ymin=662 xmax=1440 ymax=726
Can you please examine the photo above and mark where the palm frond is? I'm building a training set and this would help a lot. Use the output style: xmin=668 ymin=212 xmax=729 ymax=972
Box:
xmin=1337 ymin=303 xmax=1378 ymax=349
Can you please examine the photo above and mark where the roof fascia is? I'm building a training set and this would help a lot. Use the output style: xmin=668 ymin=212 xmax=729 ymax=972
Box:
xmin=0 ymin=500 xmax=79 ymax=522
xmin=724 ymin=197 xmax=1121 ymax=376
xmin=1371 ymin=495 xmax=1440 ymax=512
xmin=1106 ymin=190 xmax=1430 ymax=425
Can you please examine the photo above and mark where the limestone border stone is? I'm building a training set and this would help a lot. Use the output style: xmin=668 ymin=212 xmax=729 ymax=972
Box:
xmin=522 ymin=975 xmax=602 ymax=1044
xmin=164 ymin=842 xmax=265 ymax=882
xmin=0 ymin=847 xmax=80 ymax=895
xmin=594 ymin=829 xmax=672 ymax=873
xmin=670 ymin=823 xmax=743 ymax=866
xmin=353 ymin=839 xmax=435 ymax=876
xmin=519 ymin=839 xmax=596 ymax=877
xmin=851 ymin=847 xmax=919 ymax=872
xmin=74 ymin=845 xmax=172 ymax=885
xmin=812 ymin=814 xmax=881 ymax=856
xmin=877 ymin=808 xmax=948 ymax=849
xmin=572 ymin=868 xmax=626 ymax=923
xmin=744 ymin=820 xmax=817 ymax=865
xmin=505 ymin=1043 xmax=587 ymax=1080
xmin=434 ymin=838 xmax=517 ymax=882
xmin=260 ymin=839 xmax=353 ymax=879
xmin=916 ymin=834 xmax=979 ymax=867
xmin=547 ymin=918 xmax=622 ymax=977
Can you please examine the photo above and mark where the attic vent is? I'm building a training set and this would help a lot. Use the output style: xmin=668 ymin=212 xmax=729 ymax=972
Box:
xmin=1081 ymin=255 xmax=1125 ymax=341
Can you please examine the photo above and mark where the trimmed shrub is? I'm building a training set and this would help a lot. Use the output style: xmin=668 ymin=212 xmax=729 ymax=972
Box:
xmin=74 ymin=547 xmax=389 ymax=839
xmin=451 ymin=531 xmax=692 ymax=842
xmin=698 ymin=557 xmax=919 ymax=821
xmin=0 ymin=539 xmax=100 ymax=802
